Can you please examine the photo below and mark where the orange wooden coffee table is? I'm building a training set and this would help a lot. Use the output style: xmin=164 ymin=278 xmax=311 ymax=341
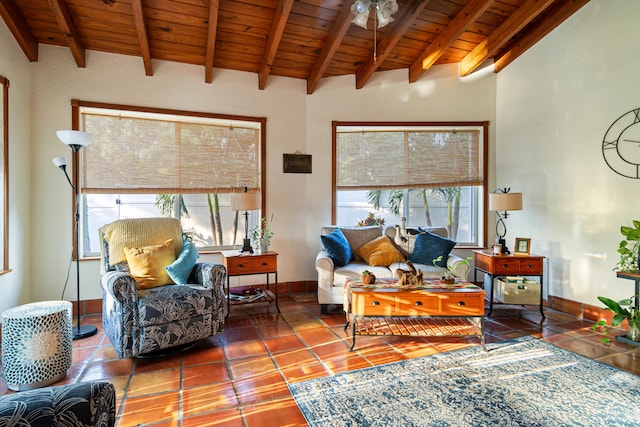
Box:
xmin=344 ymin=278 xmax=486 ymax=351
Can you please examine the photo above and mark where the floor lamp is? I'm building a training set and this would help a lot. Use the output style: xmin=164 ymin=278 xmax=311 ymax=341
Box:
xmin=52 ymin=130 xmax=98 ymax=340
xmin=231 ymin=188 xmax=261 ymax=253
xmin=488 ymin=188 xmax=523 ymax=255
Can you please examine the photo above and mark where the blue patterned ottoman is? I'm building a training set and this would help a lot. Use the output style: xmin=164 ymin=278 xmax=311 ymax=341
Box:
xmin=2 ymin=301 xmax=73 ymax=391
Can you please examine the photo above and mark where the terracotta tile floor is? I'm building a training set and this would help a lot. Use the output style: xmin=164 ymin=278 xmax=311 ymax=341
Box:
xmin=1 ymin=294 xmax=639 ymax=426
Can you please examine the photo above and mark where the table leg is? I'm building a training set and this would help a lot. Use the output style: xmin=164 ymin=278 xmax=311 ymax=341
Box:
xmin=349 ymin=319 xmax=356 ymax=351
xmin=274 ymin=271 xmax=280 ymax=313
xmin=480 ymin=317 xmax=487 ymax=351
xmin=226 ymin=275 xmax=230 ymax=319
xmin=487 ymin=273 xmax=495 ymax=317
xmin=539 ymin=273 xmax=546 ymax=318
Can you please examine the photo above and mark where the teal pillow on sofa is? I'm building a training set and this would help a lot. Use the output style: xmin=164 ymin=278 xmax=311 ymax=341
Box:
xmin=166 ymin=239 xmax=199 ymax=285
xmin=409 ymin=232 xmax=456 ymax=267
xmin=321 ymin=228 xmax=353 ymax=267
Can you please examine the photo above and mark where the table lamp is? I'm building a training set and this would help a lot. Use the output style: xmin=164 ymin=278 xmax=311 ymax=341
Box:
xmin=232 ymin=187 xmax=261 ymax=253
xmin=488 ymin=188 xmax=522 ymax=255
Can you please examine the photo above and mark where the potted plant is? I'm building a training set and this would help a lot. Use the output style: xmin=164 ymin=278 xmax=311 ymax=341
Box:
xmin=615 ymin=220 xmax=640 ymax=271
xmin=251 ymin=216 xmax=274 ymax=253
xmin=592 ymin=295 xmax=640 ymax=343
xmin=433 ymin=255 xmax=471 ymax=284
xmin=360 ymin=270 xmax=376 ymax=285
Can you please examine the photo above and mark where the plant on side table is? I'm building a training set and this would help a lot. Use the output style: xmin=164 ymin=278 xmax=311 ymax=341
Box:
xmin=592 ymin=295 xmax=640 ymax=344
xmin=615 ymin=220 xmax=640 ymax=271
xmin=251 ymin=216 xmax=274 ymax=252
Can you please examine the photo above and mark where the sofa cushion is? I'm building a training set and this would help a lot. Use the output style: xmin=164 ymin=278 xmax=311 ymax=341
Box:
xmin=124 ymin=239 xmax=176 ymax=289
xmin=166 ymin=239 xmax=199 ymax=285
xmin=321 ymin=228 xmax=353 ymax=267
xmin=355 ymin=235 xmax=405 ymax=266
xmin=409 ymin=232 xmax=456 ymax=267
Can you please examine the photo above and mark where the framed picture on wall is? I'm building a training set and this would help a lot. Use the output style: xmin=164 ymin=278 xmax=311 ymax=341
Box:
xmin=514 ymin=238 xmax=531 ymax=256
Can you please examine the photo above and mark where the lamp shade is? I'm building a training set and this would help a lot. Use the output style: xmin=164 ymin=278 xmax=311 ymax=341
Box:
xmin=56 ymin=130 xmax=93 ymax=147
xmin=232 ymin=191 xmax=261 ymax=211
xmin=52 ymin=156 xmax=67 ymax=168
xmin=488 ymin=192 xmax=522 ymax=212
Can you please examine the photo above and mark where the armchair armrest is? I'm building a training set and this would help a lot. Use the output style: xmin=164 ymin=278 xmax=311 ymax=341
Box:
xmin=447 ymin=254 xmax=470 ymax=280
xmin=101 ymin=271 xmax=138 ymax=304
xmin=189 ymin=262 xmax=228 ymax=322
xmin=189 ymin=263 xmax=226 ymax=290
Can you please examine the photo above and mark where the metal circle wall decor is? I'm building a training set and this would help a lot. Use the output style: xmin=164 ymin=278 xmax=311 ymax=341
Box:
xmin=602 ymin=108 xmax=640 ymax=179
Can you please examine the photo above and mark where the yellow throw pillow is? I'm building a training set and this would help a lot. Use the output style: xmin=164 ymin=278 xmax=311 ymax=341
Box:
xmin=356 ymin=236 xmax=405 ymax=267
xmin=124 ymin=239 xmax=176 ymax=289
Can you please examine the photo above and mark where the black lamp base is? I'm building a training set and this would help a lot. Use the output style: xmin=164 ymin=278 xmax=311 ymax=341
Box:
xmin=497 ymin=237 xmax=510 ymax=255
xmin=240 ymin=237 xmax=253 ymax=254
xmin=73 ymin=324 xmax=98 ymax=340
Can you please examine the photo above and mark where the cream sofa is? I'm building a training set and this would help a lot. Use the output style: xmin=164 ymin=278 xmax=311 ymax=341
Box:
xmin=316 ymin=225 xmax=470 ymax=314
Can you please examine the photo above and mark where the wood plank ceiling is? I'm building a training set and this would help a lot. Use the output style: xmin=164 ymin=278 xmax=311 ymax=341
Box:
xmin=0 ymin=0 xmax=589 ymax=94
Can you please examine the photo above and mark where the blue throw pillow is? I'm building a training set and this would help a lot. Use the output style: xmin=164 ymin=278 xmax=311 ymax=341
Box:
xmin=321 ymin=228 xmax=353 ymax=267
xmin=166 ymin=239 xmax=199 ymax=285
xmin=409 ymin=232 xmax=456 ymax=267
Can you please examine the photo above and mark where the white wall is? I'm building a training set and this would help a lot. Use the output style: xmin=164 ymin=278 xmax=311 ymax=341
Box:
xmin=26 ymin=46 xmax=496 ymax=302
xmin=0 ymin=20 xmax=33 ymax=314
xmin=496 ymin=0 xmax=640 ymax=305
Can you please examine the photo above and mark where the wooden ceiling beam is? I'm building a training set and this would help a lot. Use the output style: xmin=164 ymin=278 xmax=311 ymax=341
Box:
xmin=131 ymin=0 xmax=152 ymax=76
xmin=409 ymin=0 xmax=494 ymax=83
xmin=494 ymin=0 xmax=590 ymax=73
xmin=306 ymin=3 xmax=353 ymax=95
xmin=258 ymin=0 xmax=294 ymax=90
xmin=356 ymin=0 xmax=432 ymax=89
xmin=205 ymin=0 xmax=220 ymax=84
xmin=0 ymin=0 xmax=38 ymax=61
xmin=460 ymin=0 xmax=554 ymax=77
xmin=47 ymin=0 xmax=85 ymax=67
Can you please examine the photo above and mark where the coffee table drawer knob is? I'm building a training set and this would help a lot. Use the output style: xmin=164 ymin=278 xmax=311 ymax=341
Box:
xmin=457 ymin=301 xmax=466 ymax=306
xmin=414 ymin=301 xmax=423 ymax=306
xmin=372 ymin=301 xmax=380 ymax=306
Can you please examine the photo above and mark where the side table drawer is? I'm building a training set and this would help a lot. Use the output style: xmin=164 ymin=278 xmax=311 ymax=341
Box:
xmin=440 ymin=293 xmax=485 ymax=316
xmin=493 ymin=260 xmax=520 ymax=274
xmin=251 ymin=255 xmax=277 ymax=273
xmin=518 ymin=259 xmax=542 ymax=275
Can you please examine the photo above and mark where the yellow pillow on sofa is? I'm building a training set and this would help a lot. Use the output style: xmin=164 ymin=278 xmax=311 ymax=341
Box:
xmin=124 ymin=239 xmax=176 ymax=289
xmin=356 ymin=236 xmax=405 ymax=267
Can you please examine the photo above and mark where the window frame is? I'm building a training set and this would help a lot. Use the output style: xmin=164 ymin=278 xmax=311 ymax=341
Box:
xmin=332 ymin=121 xmax=489 ymax=248
xmin=0 ymin=75 xmax=9 ymax=274
xmin=70 ymin=99 xmax=267 ymax=257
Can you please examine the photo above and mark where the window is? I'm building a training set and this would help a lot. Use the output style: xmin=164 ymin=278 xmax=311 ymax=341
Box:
xmin=72 ymin=100 xmax=266 ymax=256
xmin=0 ymin=75 xmax=8 ymax=273
xmin=333 ymin=121 xmax=488 ymax=246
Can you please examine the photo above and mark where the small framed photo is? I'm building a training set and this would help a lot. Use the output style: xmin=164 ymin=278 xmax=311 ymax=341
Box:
xmin=514 ymin=238 xmax=531 ymax=256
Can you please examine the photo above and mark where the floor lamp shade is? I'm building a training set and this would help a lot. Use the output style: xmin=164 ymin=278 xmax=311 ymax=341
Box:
xmin=56 ymin=130 xmax=93 ymax=148
xmin=53 ymin=130 xmax=97 ymax=340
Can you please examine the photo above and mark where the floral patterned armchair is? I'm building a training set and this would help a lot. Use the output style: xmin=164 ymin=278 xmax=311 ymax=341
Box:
xmin=0 ymin=381 xmax=115 ymax=426
xmin=99 ymin=217 xmax=227 ymax=358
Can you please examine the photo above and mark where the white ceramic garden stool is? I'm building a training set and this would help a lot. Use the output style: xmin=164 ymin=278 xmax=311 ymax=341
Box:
xmin=1 ymin=300 xmax=73 ymax=391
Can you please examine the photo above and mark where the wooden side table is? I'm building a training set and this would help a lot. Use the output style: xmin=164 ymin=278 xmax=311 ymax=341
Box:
xmin=222 ymin=251 xmax=279 ymax=316
xmin=473 ymin=250 xmax=545 ymax=318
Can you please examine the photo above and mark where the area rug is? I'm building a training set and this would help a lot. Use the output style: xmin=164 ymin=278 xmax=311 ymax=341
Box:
xmin=289 ymin=337 xmax=640 ymax=426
